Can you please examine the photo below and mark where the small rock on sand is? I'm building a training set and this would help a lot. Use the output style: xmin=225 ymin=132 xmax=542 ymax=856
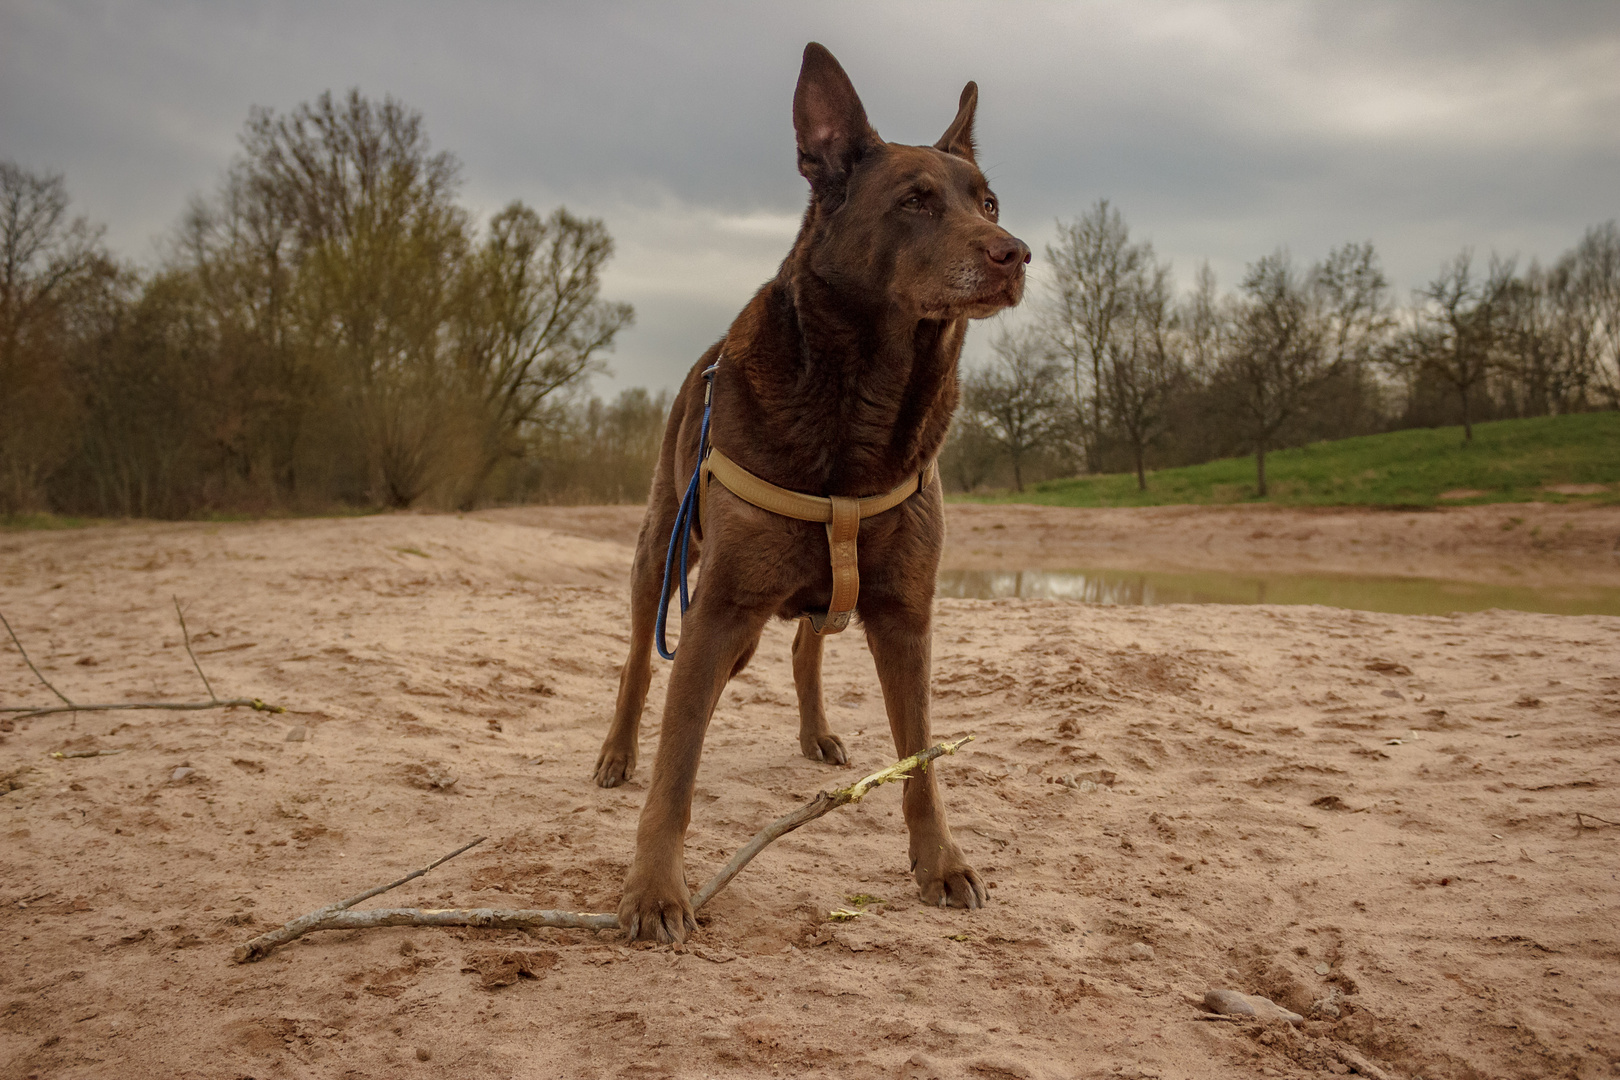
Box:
xmin=1203 ymin=988 xmax=1302 ymax=1025
xmin=403 ymin=763 xmax=457 ymax=790
xmin=1202 ymin=989 xmax=1256 ymax=1016
xmin=1127 ymin=942 xmax=1155 ymax=961
xmin=284 ymin=727 xmax=306 ymax=742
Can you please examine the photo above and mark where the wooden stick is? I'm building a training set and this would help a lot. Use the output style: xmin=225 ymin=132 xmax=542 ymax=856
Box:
xmin=269 ymin=906 xmax=621 ymax=935
xmin=3 ymin=698 xmax=283 ymax=720
xmin=691 ymin=736 xmax=969 ymax=910
xmin=234 ymin=837 xmax=489 ymax=961
xmin=0 ymin=604 xmax=284 ymax=718
xmin=233 ymin=737 xmax=973 ymax=962
xmin=1575 ymin=812 xmax=1619 ymax=828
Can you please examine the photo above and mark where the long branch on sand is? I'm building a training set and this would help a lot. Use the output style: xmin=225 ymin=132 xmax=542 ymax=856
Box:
xmin=234 ymin=736 xmax=973 ymax=963
xmin=0 ymin=599 xmax=284 ymax=719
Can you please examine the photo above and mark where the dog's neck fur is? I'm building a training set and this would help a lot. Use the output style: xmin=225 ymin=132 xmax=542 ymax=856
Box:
xmin=718 ymin=229 xmax=965 ymax=499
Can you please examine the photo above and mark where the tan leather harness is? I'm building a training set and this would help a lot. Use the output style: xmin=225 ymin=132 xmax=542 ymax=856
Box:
xmin=700 ymin=445 xmax=938 ymax=635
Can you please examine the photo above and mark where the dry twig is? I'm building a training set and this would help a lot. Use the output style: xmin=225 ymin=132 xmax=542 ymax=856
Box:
xmin=1 ymin=609 xmax=73 ymax=708
xmin=234 ymin=837 xmax=491 ymax=962
xmin=234 ymin=736 xmax=973 ymax=962
xmin=0 ymin=599 xmax=283 ymax=720
xmin=1575 ymin=812 xmax=1619 ymax=829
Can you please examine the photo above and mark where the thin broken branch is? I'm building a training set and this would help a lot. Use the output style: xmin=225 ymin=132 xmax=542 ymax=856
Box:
xmin=1 ymin=610 xmax=74 ymax=708
xmin=0 ymin=602 xmax=283 ymax=719
xmin=234 ymin=736 xmax=974 ymax=962
xmin=1575 ymin=812 xmax=1619 ymax=829
xmin=173 ymin=596 xmax=217 ymax=702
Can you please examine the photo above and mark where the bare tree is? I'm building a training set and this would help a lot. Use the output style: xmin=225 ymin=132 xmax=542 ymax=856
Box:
xmin=232 ymin=90 xmax=473 ymax=506
xmin=1313 ymin=241 xmax=1392 ymax=369
xmin=961 ymin=329 xmax=1065 ymax=492
xmin=1395 ymin=251 xmax=1516 ymax=441
xmin=153 ymin=90 xmax=632 ymax=512
xmin=1218 ymin=251 xmax=1329 ymax=496
xmin=172 ymin=151 xmax=309 ymax=499
xmin=1497 ymin=259 xmax=1596 ymax=416
xmin=939 ymin=410 xmax=1000 ymax=494
xmin=1105 ymin=259 xmax=1182 ymax=490
xmin=0 ymin=163 xmax=121 ymax=512
xmin=1039 ymin=200 xmax=1148 ymax=473
xmin=1566 ymin=221 xmax=1620 ymax=409
xmin=1180 ymin=261 xmax=1229 ymax=381
xmin=452 ymin=203 xmax=633 ymax=506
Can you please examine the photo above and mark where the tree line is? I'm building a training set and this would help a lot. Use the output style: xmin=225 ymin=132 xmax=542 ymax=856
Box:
xmin=1 ymin=90 xmax=652 ymax=518
xmin=7 ymin=98 xmax=1619 ymax=517
xmin=949 ymin=200 xmax=1620 ymax=494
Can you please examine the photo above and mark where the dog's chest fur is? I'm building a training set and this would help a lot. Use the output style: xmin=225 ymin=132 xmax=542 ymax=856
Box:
xmin=715 ymin=269 xmax=967 ymax=502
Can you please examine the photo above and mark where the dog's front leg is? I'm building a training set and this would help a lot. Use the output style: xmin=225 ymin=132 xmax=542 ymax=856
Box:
xmin=864 ymin=603 xmax=987 ymax=909
xmin=619 ymin=594 xmax=770 ymax=943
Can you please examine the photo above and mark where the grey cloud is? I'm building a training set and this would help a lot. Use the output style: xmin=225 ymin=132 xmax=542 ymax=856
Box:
xmin=3 ymin=1 xmax=1616 ymax=390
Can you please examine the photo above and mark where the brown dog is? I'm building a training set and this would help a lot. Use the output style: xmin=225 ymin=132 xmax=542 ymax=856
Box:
xmin=593 ymin=42 xmax=1029 ymax=942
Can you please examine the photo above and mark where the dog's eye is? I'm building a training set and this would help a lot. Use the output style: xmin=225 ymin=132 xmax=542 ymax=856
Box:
xmin=901 ymin=194 xmax=923 ymax=211
xmin=983 ymin=197 xmax=998 ymax=216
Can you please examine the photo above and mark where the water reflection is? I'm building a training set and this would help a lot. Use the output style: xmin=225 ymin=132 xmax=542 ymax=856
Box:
xmin=936 ymin=568 xmax=1620 ymax=617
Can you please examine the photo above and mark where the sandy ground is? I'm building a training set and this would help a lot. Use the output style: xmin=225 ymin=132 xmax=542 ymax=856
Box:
xmin=2 ymin=508 xmax=1618 ymax=1079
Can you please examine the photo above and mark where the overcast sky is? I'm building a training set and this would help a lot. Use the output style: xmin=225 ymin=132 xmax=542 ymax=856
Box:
xmin=5 ymin=1 xmax=1618 ymax=393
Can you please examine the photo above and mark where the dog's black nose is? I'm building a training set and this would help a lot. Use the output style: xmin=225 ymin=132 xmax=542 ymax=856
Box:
xmin=987 ymin=236 xmax=1031 ymax=269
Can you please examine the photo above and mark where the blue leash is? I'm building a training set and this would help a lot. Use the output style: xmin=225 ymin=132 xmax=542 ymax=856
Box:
xmin=654 ymin=362 xmax=719 ymax=660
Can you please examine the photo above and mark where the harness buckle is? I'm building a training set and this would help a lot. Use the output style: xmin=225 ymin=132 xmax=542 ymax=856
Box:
xmin=803 ymin=609 xmax=854 ymax=635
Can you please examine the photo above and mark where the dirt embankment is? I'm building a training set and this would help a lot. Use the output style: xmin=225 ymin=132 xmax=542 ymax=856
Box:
xmin=944 ymin=502 xmax=1620 ymax=589
xmin=483 ymin=500 xmax=1620 ymax=589
xmin=1 ymin=512 xmax=1617 ymax=1079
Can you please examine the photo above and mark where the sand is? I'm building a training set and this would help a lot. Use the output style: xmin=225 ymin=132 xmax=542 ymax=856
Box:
xmin=2 ymin=506 xmax=1617 ymax=1079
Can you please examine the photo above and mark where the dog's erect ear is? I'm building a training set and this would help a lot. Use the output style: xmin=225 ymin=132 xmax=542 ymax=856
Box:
xmin=934 ymin=81 xmax=978 ymax=162
xmin=793 ymin=43 xmax=879 ymax=196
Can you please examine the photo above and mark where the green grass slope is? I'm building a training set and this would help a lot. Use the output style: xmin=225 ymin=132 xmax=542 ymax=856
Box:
xmin=958 ymin=412 xmax=1620 ymax=508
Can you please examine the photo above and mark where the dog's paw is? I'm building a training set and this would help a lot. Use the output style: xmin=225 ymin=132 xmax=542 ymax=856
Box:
xmin=800 ymin=730 xmax=849 ymax=766
xmin=914 ymin=848 xmax=987 ymax=909
xmin=618 ymin=875 xmax=695 ymax=943
xmin=592 ymin=744 xmax=636 ymax=788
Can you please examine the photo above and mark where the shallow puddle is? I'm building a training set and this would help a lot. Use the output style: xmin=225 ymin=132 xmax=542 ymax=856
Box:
xmin=936 ymin=567 xmax=1620 ymax=617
